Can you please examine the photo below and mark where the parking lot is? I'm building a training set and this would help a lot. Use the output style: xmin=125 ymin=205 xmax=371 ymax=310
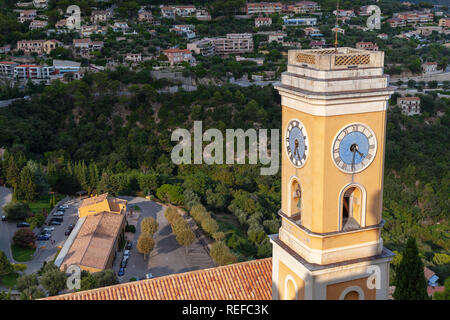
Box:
xmin=29 ymin=198 xmax=81 ymax=272
xmin=112 ymin=197 xmax=215 ymax=282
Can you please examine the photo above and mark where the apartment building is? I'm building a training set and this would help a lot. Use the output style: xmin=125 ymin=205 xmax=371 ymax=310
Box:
xmin=53 ymin=59 xmax=81 ymax=74
xmin=187 ymin=39 xmax=215 ymax=56
xmin=138 ymin=9 xmax=153 ymax=23
xmin=387 ymin=17 xmax=407 ymax=28
xmin=0 ymin=61 xmax=19 ymax=77
xmin=422 ymin=61 xmax=438 ymax=74
xmin=124 ymin=53 xmax=142 ymax=63
xmin=73 ymin=39 xmax=104 ymax=52
xmin=33 ymin=0 xmax=48 ymax=9
xmin=161 ymin=5 xmax=196 ymax=18
xmin=112 ymin=22 xmax=130 ymax=33
xmin=439 ymin=18 xmax=450 ymax=28
xmin=397 ymin=96 xmax=421 ymax=116
xmin=195 ymin=9 xmax=211 ymax=21
xmin=212 ymin=33 xmax=254 ymax=55
xmin=396 ymin=11 xmax=434 ymax=24
xmin=16 ymin=40 xmax=45 ymax=55
xmin=14 ymin=64 xmax=54 ymax=80
xmin=359 ymin=6 xmax=372 ymax=16
xmin=304 ymin=27 xmax=321 ymax=36
xmin=255 ymin=17 xmax=272 ymax=27
xmin=288 ymin=1 xmax=321 ymax=14
xmin=356 ymin=41 xmax=379 ymax=51
xmin=283 ymin=17 xmax=317 ymax=26
xmin=90 ymin=10 xmax=111 ymax=23
xmin=246 ymin=2 xmax=283 ymax=15
xmin=163 ymin=48 xmax=194 ymax=65
xmin=0 ymin=45 xmax=11 ymax=54
xmin=43 ymin=39 xmax=62 ymax=55
xmin=29 ymin=20 xmax=48 ymax=30
xmin=170 ymin=25 xmax=196 ymax=39
xmin=268 ymin=32 xmax=286 ymax=43
xmin=19 ymin=10 xmax=37 ymax=23
xmin=81 ymin=25 xmax=107 ymax=37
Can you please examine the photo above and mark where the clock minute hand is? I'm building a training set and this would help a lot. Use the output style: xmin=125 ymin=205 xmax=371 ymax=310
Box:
xmin=351 ymin=148 xmax=356 ymax=172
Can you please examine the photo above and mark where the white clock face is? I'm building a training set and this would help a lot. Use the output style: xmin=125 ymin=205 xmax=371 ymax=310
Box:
xmin=285 ymin=119 xmax=309 ymax=168
xmin=332 ymin=123 xmax=377 ymax=174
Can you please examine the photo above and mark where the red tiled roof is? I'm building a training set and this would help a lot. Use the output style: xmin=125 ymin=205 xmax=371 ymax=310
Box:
xmin=44 ymin=258 xmax=272 ymax=300
xmin=163 ymin=48 xmax=191 ymax=54
xmin=427 ymin=286 xmax=444 ymax=296
xmin=424 ymin=266 xmax=435 ymax=280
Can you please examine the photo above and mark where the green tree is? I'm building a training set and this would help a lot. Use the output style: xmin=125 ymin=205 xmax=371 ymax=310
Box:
xmin=80 ymin=272 xmax=97 ymax=291
xmin=434 ymin=278 xmax=450 ymax=300
xmin=17 ymin=273 xmax=39 ymax=292
xmin=3 ymin=201 xmax=30 ymax=220
xmin=210 ymin=241 xmax=237 ymax=266
xmin=12 ymin=228 xmax=36 ymax=248
xmin=393 ymin=237 xmax=430 ymax=300
xmin=0 ymin=251 xmax=13 ymax=276
xmin=141 ymin=217 xmax=158 ymax=235
xmin=40 ymin=268 xmax=67 ymax=296
xmin=176 ymin=228 xmax=195 ymax=254
xmin=17 ymin=166 xmax=38 ymax=202
xmin=137 ymin=233 xmax=155 ymax=260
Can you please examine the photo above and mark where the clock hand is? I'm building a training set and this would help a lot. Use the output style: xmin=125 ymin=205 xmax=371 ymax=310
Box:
xmin=351 ymin=148 xmax=356 ymax=172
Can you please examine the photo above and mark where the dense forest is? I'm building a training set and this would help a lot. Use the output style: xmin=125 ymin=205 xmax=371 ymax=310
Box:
xmin=0 ymin=68 xmax=448 ymax=280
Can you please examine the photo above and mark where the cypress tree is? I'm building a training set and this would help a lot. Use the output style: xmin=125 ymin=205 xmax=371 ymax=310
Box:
xmin=393 ymin=237 xmax=430 ymax=300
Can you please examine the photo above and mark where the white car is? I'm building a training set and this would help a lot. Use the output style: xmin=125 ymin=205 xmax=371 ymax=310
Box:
xmin=124 ymin=250 xmax=130 ymax=256
xmin=146 ymin=273 xmax=153 ymax=279
xmin=61 ymin=204 xmax=70 ymax=209
xmin=43 ymin=227 xmax=55 ymax=232
xmin=53 ymin=211 xmax=65 ymax=216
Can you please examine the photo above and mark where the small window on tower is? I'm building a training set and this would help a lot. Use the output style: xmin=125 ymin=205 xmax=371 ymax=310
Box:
xmin=290 ymin=179 xmax=302 ymax=222
xmin=341 ymin=186 xmax=362 ymax=231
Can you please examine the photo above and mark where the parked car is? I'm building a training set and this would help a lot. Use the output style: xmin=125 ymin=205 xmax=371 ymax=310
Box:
xmin=16 ymin=222 xmax=30 ymax=228
xmin=43 ymin=227 xmax=55 ymax=232
xmin=60 ymin=204 xmax=69 ymax=209
xmin=126 ymin=241 xmax=132 ymax=250
xmin=118 ymin=268 xmax=125 ymax=277
xmin=1 ymin=215 xmax=6 ymax=221
xmin=49 ymin=221 xmax=62 ymax=226
xmin=57 ymin=207 xmax=66 ymax=211
xmin=65 ymin=224 xmax=74 ymax=236
xmin=146 ymin=273 xmax=153 ymax=279
xmin=123 ymin=250 xmax=130 ymax=256
xmin=37 ymin=234 xmax=51 ymax=241
xmin=121 ymin=256 xmax=128 ymax=268
xmin=50 ymin=217 xmax=63 ymax=222
xmin=53 ymin=211 xmax=64 ymax=216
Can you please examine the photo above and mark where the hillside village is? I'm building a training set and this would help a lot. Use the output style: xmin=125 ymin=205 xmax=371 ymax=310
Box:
xmin=0 ymin=1 xmax=449 ymax=114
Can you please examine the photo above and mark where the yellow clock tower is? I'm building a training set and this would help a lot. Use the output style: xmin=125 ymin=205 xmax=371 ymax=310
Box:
xmin=271 ymin=47 xmax=395 ymax=300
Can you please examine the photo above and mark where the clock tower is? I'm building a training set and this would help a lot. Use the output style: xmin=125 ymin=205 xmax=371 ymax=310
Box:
xmin=271 ymin=48 xmax=395 ymax=300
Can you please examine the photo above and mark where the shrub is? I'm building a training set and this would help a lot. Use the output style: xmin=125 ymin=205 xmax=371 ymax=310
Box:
xmin=125 ymin=224 xmax=136 ymax=233
xmin=12 ymin=229 xmax=36 ymax=248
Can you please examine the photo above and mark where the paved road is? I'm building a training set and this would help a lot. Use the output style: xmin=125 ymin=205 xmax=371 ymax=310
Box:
xmin=114 ymin=197 xmax=215 ymax=282
xmin=0 ymin=186 xmax=13 ymax=262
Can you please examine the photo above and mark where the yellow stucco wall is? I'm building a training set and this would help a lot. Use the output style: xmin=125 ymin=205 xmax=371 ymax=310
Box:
xmin=282 ymin=217 xmax=380 ymax=251
xmin=278 ymin=260 xmax=305 ymax=300
xmin=326 ymin=276 xmax=376 ymax=300
xmin=78 ymin=201 xmax=111 ymax=218
xmin=281 ymin=107 xmax=386 ymax=234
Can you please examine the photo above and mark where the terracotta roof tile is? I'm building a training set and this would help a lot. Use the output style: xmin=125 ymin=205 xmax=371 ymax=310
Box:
xmin=45 ymin=258 xmax=272 ymax=300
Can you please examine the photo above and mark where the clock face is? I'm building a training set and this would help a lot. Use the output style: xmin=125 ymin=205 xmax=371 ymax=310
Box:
xmin=332 ymin=123 xmax=377 ymax=173
xmin=285 ymin=119 xmax=308 ymax=168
